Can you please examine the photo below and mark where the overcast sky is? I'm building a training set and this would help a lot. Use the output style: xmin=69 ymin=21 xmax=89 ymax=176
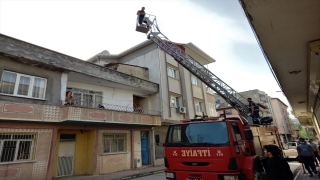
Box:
xmin=0 ymin=0 xmax=294 ymax=118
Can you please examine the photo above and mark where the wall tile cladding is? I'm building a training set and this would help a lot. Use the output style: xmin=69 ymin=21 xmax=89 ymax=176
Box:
xmin=0 ymin=128 xmax=52 ymax=180
xmin=97 ymin=130 xmax=131 ymax=174
xmin=0 ymin=101 xmax=161 ymax=125
xmin=133 ymin=131 xmax=142 ymax=168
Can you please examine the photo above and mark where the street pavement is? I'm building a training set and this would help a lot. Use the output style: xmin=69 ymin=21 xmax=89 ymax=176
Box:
xmin=133 ymin=162 xmax=302 ymax=180
xmin=134 ymin=172 xmax=165 ymax=180
xmin=55 ymin=162 xmax=301 ymax=180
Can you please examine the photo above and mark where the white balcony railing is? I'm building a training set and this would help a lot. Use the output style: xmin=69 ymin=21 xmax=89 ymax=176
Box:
xmin=62 ymin=100 xmax=161 ymax=116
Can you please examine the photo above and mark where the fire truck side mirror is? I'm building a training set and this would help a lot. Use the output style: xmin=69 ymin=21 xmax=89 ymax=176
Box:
xmin=155 ymin=134 xmax=160 ymax=144
xmin=244 ymin=129 xmax=254 ymax=140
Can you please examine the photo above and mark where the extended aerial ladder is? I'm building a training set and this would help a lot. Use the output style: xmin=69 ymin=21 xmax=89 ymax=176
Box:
xmin=136 ymin=14 xmax=271 ymax=125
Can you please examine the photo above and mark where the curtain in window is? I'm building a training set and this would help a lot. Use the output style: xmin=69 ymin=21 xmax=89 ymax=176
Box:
xmin=17 ymin=76 xmax=31 ymax=96
xmin=32 ymin=78 xmax=46 ymax=99
xmin=0 ymin=71 xmax=17 ymax=95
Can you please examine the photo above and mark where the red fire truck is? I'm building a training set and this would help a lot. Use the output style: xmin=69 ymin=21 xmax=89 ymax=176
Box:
xmin=136 ymin=14 xmax=283 ymax=180
xmin=160 ymin=117 xmax=282 ymax=180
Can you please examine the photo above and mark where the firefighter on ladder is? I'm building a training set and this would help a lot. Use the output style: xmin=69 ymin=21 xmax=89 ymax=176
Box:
xmin=247 ymin=97 xmax=260 ymax=124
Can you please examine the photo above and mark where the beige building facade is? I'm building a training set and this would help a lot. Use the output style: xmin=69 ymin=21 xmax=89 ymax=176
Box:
xmin=271 ymin=98 xmax=294 ymax=142
xmin=215 ymin=89 xmax=295 ymax=143
xmin=87 ymin=40 xmax=217 ymax=165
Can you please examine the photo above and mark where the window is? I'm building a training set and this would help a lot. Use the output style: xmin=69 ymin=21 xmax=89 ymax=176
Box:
xmin=67 ymin=87 xmax=103 ymax=108
xmin=170 ymin=96 xmax=180 ymax=108
xmin=0 ymin=71 xmax=47 ymax=99
xmin=0 ymin=133 xmax=36 ymax=163
xmin=59 ymin=134 xmax=76 ymax=142
xmin=230 ymin=122 xmax=243 ymax=154
xmin=195 ymin=101 xmax=203 ymax=112
xmin=166 ymin=122 xmax=229 ymax=146
xmin=191 ymin=76 xmax=200 ymax=86
xmin=208 ymin=103 xmax=216 ymax=117
xmin=102 ymin=134 xmax=126 ymax=153
xmin=167 ymin=67 xmax=176 ymax=78
xmin=206 ymin=86 xmax=215 ymax=94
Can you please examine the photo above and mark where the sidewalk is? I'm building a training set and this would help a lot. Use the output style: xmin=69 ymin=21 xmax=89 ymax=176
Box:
xmin=289 ymin=162 xmax=302 ymax=178
xmin=294 ymin=165 xmax=320 ymax=180
xmin=55 ymin=165 xmax=165 ymax=180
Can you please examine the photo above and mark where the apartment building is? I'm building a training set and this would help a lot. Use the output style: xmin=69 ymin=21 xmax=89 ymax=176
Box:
xmin=0 ymin=34 xmax=161 ymax=179
xmin=215 ymin=90 xmax=276 ymax=124
xmin=216 ymin=101 xmax=269 ymax=122
xmin=271 ymin=98 xmax=294 ymax=142
xmin=215 ymin=89 xmax=294 ymax=143
xmin=87 ymin=40 xmax=217 ymax=165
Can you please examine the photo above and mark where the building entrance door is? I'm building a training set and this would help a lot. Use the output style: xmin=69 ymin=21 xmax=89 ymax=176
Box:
xmin=140 ymin=131 xmax=150 ymax=165
xmin=56 ymin=134 xmax=76 ymax=177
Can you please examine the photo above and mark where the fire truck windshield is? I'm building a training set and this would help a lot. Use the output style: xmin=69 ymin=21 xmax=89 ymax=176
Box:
xmin=165 ymin=121 xmax=229 ymax=147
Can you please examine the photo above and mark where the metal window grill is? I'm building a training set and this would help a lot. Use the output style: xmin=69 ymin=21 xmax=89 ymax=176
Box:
xmin=59 ymin=134 xmax=76 ymax=142
xmin=0 ymin=133 xmax=36 ymax=163
xmin=102 ymin=134 xmax=126 ymax=153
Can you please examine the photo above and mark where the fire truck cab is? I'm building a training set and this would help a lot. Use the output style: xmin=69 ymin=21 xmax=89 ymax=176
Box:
xmin=160 ymin=117 xmax=281 ymax=180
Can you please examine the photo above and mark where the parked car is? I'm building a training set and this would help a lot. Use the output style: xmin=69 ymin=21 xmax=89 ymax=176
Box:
xmin=283 ymin=142 xmax=298 ymax=157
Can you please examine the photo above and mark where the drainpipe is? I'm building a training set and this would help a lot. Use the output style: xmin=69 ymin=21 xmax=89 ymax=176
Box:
xmin=158 ymin=48 xmax=165 ymax=120
xmin=151 ymin=127 xmax=156 ymax=166
xmin=130 ymin=130 xmax=134 ymax=169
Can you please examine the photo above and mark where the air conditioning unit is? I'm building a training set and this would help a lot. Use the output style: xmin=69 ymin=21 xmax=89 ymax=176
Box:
xmin=176 ymin=107 xmax=187 ymax=114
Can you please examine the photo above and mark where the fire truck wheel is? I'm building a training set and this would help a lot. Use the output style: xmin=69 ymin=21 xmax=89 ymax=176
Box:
xmin=254 ymin=170 xmax=262 ymax=180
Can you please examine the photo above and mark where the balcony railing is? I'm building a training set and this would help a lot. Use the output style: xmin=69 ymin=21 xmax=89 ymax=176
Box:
xmin=62 ymin=100 xmax=161 ymax=116
xmin=0 ymin=100 xmax=161 ymax=125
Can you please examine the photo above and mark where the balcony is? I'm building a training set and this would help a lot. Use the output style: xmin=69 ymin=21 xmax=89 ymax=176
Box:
xmin=0 ymin=100 xmax=161 ymax=126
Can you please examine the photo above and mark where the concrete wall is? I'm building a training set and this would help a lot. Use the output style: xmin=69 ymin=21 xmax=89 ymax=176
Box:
xmin=192 ymin=85 xmax=203 ymax=100
xmin=168 ymin=78 xmax=181 ymax=95
xmin=271 ymin=99 xmax=293 ymax=135
xmin=181 ymin=69 xmax=195 ymax=119
xmin=68 ymin=81 xmax=138 ymax=108
xmin=119 ymin=44 xmax=159 ymax=84
xmin=133 ymin=131 xmax=142 ymax=168
xmin=0 ymin=58 xmax=62 ymax=105
xmin=0 ymin=35 xmax=158 ymax=94
xmin=107 ymin=64 xmax=149 ymax=81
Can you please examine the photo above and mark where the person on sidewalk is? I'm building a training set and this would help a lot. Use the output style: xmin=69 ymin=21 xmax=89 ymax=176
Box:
xmin=297 ymin=138 xmax=318 ymax=177
xmin=309 ymin=139 xmax=320 ymax=166
xmin=263 ymin=145 xmax=293 ymax=180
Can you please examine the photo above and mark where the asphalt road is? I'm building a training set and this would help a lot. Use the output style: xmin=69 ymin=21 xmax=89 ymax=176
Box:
xmin=133 ymin=162 xmax=301 ymax=180
xmin=134 ymin=172 xmax=165 ymax=180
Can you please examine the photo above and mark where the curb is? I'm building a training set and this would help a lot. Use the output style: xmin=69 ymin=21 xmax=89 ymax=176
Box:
xmin=293 ymin=164 xmax=302 ymax=180
xmin=110 ymin=169 xmax=165 ymax=180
